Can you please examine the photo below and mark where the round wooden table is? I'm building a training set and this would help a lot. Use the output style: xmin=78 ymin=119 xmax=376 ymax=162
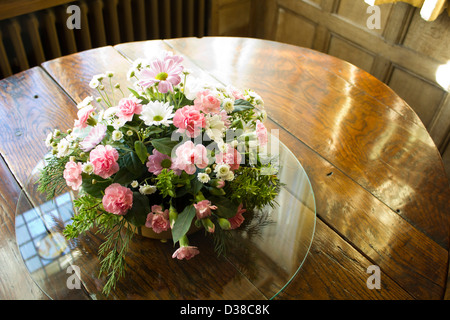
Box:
xmin=1 ymin=37 xmax=449 ymax=300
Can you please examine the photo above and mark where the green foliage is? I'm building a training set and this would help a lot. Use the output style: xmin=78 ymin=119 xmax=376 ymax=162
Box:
xmin=98 ymin=220 xmax=135 ymax=296
xmin=225 ymin=166 xmax=281 ymax=211
xmin=155 ymin=168 xmax=177 ymax=198
xmin=36 ymin=156 xmax=69 ymax=200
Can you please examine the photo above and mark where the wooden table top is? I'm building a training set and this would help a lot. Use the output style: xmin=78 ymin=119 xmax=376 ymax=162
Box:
xmin=0 ymin=37 xmax=449 ymax=300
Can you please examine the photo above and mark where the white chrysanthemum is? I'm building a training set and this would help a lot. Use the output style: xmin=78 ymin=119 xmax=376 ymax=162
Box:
xmin=112 ymin=130 xmax=123 ymax=141
xmin=197 ymin=172 xmax=211 ymax=184
xmin=56 ymin=138 xmax=71 ymax=158
xmin=224 ymin=171 xmax=235 ymax=181
xmin=140 ymin=101 xmax=174 ymax=127
xmin=139 ymin=184 xmax=157 ymax=195
xmin=214 ymin=163 xmax=230 ymax=179
xmin=82 ymin=162 xmax=94 ymax=174
xmin=222 ymin=98 xmax=234 ymax=113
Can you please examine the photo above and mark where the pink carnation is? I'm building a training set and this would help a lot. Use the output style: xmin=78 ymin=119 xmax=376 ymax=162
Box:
xmin=116 ymin=97 xmax=143 ymax=122
xmin=63 ymin=161 xmax=83 ymax=191
xmin=229 ymin=203 xmax=246 ymax=229
xmin=102 ymin=183 xmax=133 ymax=215
xmin=173 ymin=105 xmax=206 ymax=138
xmin=172 ymin=141 xmax=209 ymax=175
xmin=145 ymin=205 xmax=170 ymax=233
xmin=256 ymin=120 xmax=268 ymax=147
xmin=215 ymin=145 xmax=242 ymax=171
xmin=172 ymin=246 xmax=200 ymax=260
xmin=193 ymin=200 xmax=217 ymax=219
xmin=194 ymin=89 xmax=221 ymax=114
xmin=89 ymin=145 xmax=120 ymax=179
xmin=74 ymin=105 xmax=94 ymax=129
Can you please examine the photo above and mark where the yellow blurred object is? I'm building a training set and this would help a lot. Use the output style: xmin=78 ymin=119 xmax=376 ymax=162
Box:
xmin=364 ymin=0 xmax=449 ymax=21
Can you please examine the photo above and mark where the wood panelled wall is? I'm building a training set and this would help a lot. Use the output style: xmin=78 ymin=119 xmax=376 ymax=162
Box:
xmin=212 ymin=0 xmax=450 ymax=179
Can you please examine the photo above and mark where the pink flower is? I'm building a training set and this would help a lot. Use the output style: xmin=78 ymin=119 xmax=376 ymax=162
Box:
xmin=173 ymin=141 xmax=209 ymax=175
xmin=145 ymin=205 xmax=170 ymax=233
xmin=219 ymin=110 xmax=231 ymax=128
xmin=227 ymin=85 xmax=245 ymax=100
xmin=193 ymin=200 xmax=217 ymax=219
xmin=172 ymin=246 xmax=200 ymax=260
xmin=256 ymin=120 xmax=268 ymax=147
xmin=116 ymin=97 xmax=143 ymax=122
xmin=63 ymin=161 xmax=83 ymax=191
xmin=89 ymin=145 xmax=119 ymax=179
xmin=216 ymin=180 xmax=225 ymax=189
xmin=80 ymin=124 xmax=107 ymax=152
xmin=137 ymin=57 xmax=183 ymax=93
xmin=146 ymin=149 xmax=177 ymax=175
xmin=173 ymin=105 xmax=206 ymax=138
xmin=102 ymin=183 xmax=133 ymax=215
xmin=74 ymin=105 xmax=94 ymax=129
xmin=229 ymin=203 xmax=246 ymax=229
xmin=194 ymin=89 xmax=221 ymax=114
xmin=215 ymin=145 xmax=242 ymax=171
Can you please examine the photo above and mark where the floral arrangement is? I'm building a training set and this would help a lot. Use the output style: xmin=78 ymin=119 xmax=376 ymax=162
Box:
xmin=37 ymin=51 xmax=280 ymax=295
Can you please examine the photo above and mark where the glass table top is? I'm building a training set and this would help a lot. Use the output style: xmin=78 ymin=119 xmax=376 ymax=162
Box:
xmin=15 ymin=135 xmax=316 ymax=300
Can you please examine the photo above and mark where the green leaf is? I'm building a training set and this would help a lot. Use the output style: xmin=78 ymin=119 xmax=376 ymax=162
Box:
xmin=151 ymin=137 xmax=179 ymax=156
xmin=128 ymin=87 xmax=149 ymax=104
xmin=124 ymin=192 xmax=150 ymax=227
xmin=134 ymin=140 xmax=148 ymax=164
xmin=209 ymin=196 xmax=239 ymax=218
xmin=123 ymin=152 xmax=145 ymax=176
xmin=171 ymin=204 xmax=196 ymax=244
xmin=233 ymin=99 xmax=253 ymax=112
xmin=113 ymin=167 xmax=136 ymax=185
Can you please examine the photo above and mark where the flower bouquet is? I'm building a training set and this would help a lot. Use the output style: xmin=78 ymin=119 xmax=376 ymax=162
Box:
xmin=37 ymin=51 xmax=280 ymax=295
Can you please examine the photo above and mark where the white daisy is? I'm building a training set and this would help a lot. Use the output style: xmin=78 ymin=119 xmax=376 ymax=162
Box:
xmin=140 ymin=101 xmax=174 ymax=127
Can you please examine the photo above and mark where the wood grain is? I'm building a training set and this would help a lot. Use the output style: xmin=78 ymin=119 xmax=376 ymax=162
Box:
xmin=0 ymin=156 xmax=48 ymax=300
xmin=162 ymin=37 xmax=450 ymax=250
